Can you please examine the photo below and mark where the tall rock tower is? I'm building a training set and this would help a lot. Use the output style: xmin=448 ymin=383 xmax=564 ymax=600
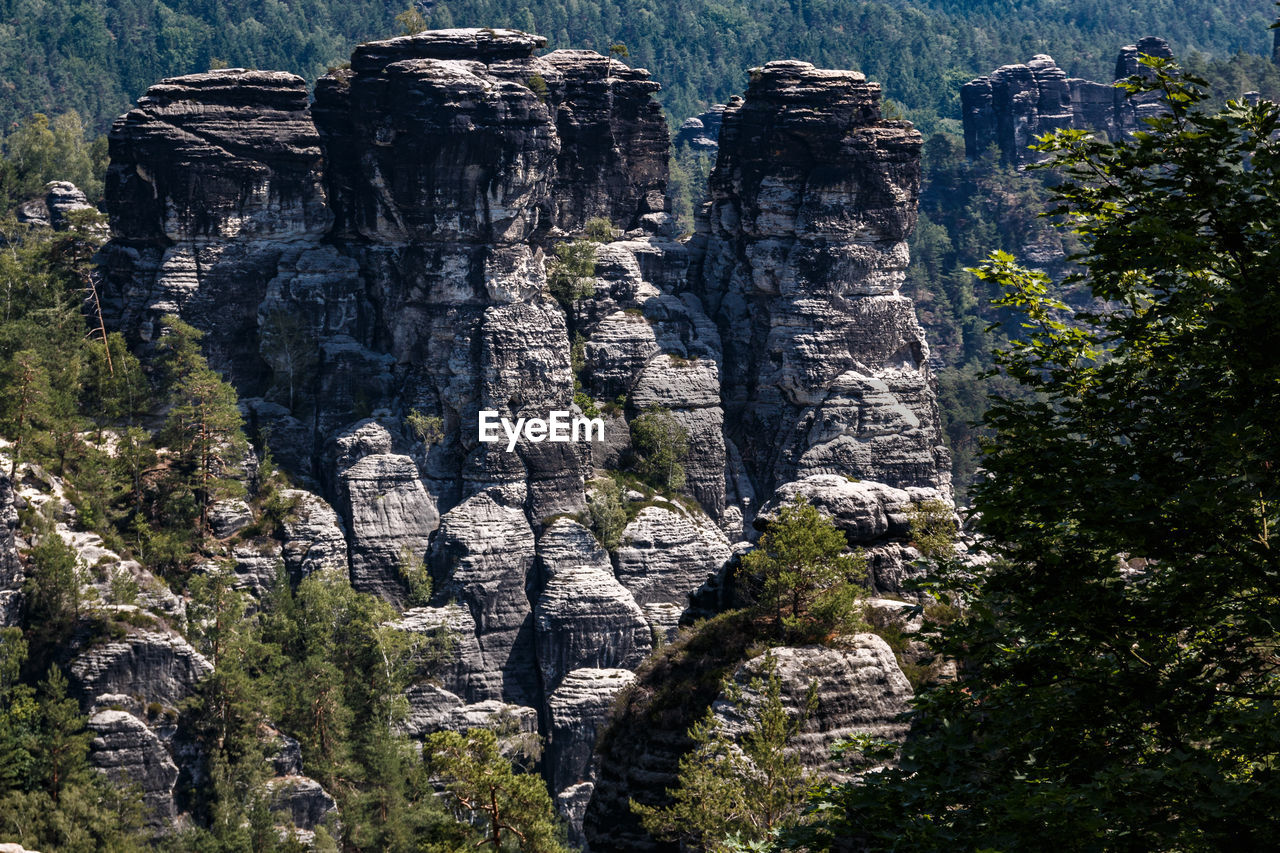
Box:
xmin=696 ymin=60 xmax=951 ymax=507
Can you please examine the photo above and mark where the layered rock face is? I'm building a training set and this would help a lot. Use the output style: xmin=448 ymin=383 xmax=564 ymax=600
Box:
xmin=97 ymin=69 xmax=329 ymax=387
xmin=697 ymin=61 xmax=951 ymax=509
xmin=0 ymin=472 xmax=22 ymax=627
xmin=712 ymin=639 xmax=913 ymax=779
xmin=962 ymin=37 xmax=1174 ymax=163
xmin=96 ymin=30 xmax=954 ymax=843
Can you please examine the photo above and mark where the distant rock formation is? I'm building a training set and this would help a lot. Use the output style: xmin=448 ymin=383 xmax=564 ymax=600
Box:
xmin=961 ymin=36 xmax=1173 ymax=163
xmin=15 ymin=180 xmax=99 ymax=229
xmin=673 ymin=103 xmax=729 ymax=152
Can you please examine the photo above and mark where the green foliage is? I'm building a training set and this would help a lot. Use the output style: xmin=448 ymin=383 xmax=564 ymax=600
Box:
xmin=21 ymin=535 xmax=81 ymax=661
xmin=397 ymin=545 xmax=432 ymax=606
xmin=797 ymin=65 xmax=1280 ymax=851
xmin=905 ymin=499 xmax=958 ymax=561
xmin=634 ymin=652 xmax=814 ymax=851
xmin=740 ymin=497 xmax=866 ymax=644
xmin=547 ymin=239 xmax=597 ymax=306
xmin=423 ymin=727 xmax=569 ymax=852
xmin=395 ymin=5 xmax=427 ymax=35
xmin=404 ymin=409 xmax=444 ymax=445
xmin=583 ymin=216 xmax=618 ymax=242
xmin=0 ymin=112 xmax=105 ymax=205
xmin=157 ymin=315 xmax=249 ymax=536
xmin=526 ymin=72 xmax=550 ymax=101
xmin=629 ymin=404 xmax=689 ymax=492
xmin=573 ymin=391 xmax=600 ymax=419
xmin=0 ymin=651 xmax=146 ymax=853
xmin=587 ymin=476 xmax=627 ymax=551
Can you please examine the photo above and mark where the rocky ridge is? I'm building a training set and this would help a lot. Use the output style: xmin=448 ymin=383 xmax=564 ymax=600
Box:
xmin=961 ymin=36 xmax=1173 ymax=164
xmin=90 ymin=29 xmax=950 ymax=843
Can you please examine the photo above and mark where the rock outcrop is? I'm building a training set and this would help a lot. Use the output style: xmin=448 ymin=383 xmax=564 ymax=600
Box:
xmin=534 ymin=520 xmax=651 ymax=693
xmin=961 ymin=37 xmax=1173 ymax=163
xmin=673 ymin=104 xmax=728 ymax=153
xmin=0 ymin=471 xmax=22 ymax=627
xmin=713 ymin=638 xmax=913 ymax=779
xmin=94 ymin=29 xmax=959 ymax=843
xmin=614 ymin=504 xmax=731 ymax=637
xmin=87 ymin=710 xmax=180 ymax=824
xmin=697 ymin=60 xmax=951 ymax=512
xmin=69 ymin=630 xmax=213 ymax=711
xmin=16 ymin=181 xmax=99 ymax=229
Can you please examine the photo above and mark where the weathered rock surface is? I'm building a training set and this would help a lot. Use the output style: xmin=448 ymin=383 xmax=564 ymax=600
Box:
xmin=16 ymin=181 xmax=99 ymax=229
xmin=430 ymin=490 xmax=539 ymax=703
xmin=69 ymin=630 xmax=213 ymax=710
xmin=0 ymin=471 xmax=22 ymax=627
xmin=962 ymin=37 xmax=1173 ymax=163
xmin=757 ymin=474 xmax=948 ymax=545
xmin=614 ymin=504 xmax=731 ymax=636
xmin=92 ymin=31 xmax=962 ymax=844
xmin=279 ymin=489 xmax=349 ymax=579
xmin=713 ymin=638 xmax=913 ymax=779
xmin=697 ymin=60 xmax=951 ymax=512
xmin=534 ymin=520 xmax=651 ymax=693
xmin=673 ymin=104 xmax=727 ymax=153
xmin=266 ymin=776 xmax=340 ymax=832
xmin=542 ymin=49 xmax=669 ymax=231
xmin=98 ymin=69 xmax=329 ymax=388
xmin=547 ymin=668 xmax=635 ymax=794
xmin=87 ymin=710 xmax=179 ymax=823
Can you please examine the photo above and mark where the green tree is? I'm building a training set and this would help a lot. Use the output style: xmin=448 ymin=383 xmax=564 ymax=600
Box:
xmin=740 ymin=497 xmax=865 ymax=643
xmin=587 ymin=477 xmax=627 ymax=551
xmin=32 ymin=666 xmax=94 ymax=804
xmin=546 ymin=239 xmax=597 ymax=306
xmin=633 ymin=652 xmax=815 ymax=851
xmin=1 ymin=349 xmax=51 ymax=477
xmin=395 ymin=5 xmax=427 ymax=35
xmin=423 ymin=727 xmax=568 ymax=853
xmin=583 ymin=217 xmax=617 ymax=242
xmin=799 ymin=63 xmax=1280 ymax=852
xmin=157 ymin=316 xmax=248 ymax=535
xmin=404 ymin=409 xmax=444 ymax=446
xmin=22 ymin=535 xmax=81 ymax=659
xmin=629 ymin=405 xmax=689 ymax=492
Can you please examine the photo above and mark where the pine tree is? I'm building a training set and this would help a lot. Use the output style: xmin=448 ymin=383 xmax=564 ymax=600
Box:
xmin=157 ymin=316 xmax=248 ymax=535
xmin=740 ymin=497 xmax=865 ymax=643
xmin=633 ymin=652 xmax=815 ymax=851
xmin=423 ymin=727 xmax=568 ymax=852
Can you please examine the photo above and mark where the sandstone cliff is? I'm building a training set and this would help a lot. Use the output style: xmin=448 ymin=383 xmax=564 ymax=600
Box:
xmin=961 ymin=36 xmax=1173 ymax=163
xmin=93 ymin=29 xmax=949 ymax=841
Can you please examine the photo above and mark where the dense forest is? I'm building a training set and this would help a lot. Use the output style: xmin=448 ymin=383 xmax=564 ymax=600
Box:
xmin=3 ymin=0 xmax=1280 ymax=133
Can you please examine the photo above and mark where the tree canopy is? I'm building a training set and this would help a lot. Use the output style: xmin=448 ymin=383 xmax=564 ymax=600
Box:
xmin=793 ymin=62 xmax=1280 ymax=852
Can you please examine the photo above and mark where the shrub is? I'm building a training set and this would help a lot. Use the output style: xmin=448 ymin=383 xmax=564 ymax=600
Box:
xmin=629 ymin=405 xmax=689 ymax=492
xmin=547 ymin=240 xmax=597 ymax=306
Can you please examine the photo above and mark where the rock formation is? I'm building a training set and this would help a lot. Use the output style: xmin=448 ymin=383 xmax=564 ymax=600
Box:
xmin=961 ymin=37 xmax=1174 ymax=163
xmin=696 ymin=60 xmax=951 ymax=512
xmin=16 ymin=181 xmax=99 ymax=229
xmin=94 ymin=29 xmax=954 ymax=842
xmin=712 ymin=639 xmax=914 ymax=779
xmin=673 ymin=103 xmax=728 ymax=153
xmin=0 ymin=472 xmax=22 ymax=627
